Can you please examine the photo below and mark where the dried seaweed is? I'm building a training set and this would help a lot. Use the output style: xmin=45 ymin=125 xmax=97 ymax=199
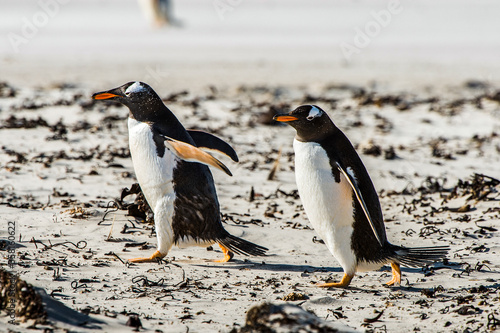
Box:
xmin=126 ymin=314 xmax=143 ymax=331
xmin=0 ymin=115 xmax=49 ymax=129
xmin=233 ymin=303 xmax=342 ymax=333
xmin=363 ymin=309 xmax=384 ymax=324
xmin=119 ymin=183 xmax=154 ymax=223
xmin=30 ymin=237 xmax=87 ymax=252
xmin=282 ymin=292 xmax=308 ymax=301
xmin=0 ymin=269 xmax=47 ymax=323
xmin=447 ymin=173 xmax=499 ymax=201
xmin=258 ymin=103 xmax=291 ymax=125
xmin=0 ymin=82 xmax=17 ymax=97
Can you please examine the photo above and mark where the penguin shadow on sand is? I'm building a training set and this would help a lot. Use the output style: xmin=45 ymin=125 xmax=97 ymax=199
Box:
xmin=202 ymin=260 xmax=472 ymax=292
xmin=377 ymin=272 xmax=500 ymax=296
xmin=195 ymin=259 xmax=344 ymax=275
xmin=36 ymin=287 xmax=105 ymax=329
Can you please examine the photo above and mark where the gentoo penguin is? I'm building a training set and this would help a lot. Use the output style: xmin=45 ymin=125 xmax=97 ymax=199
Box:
xmin=274 ymin=105 xmax=448 ymax=288
xmin=92 ymin=81 xmax=267 ymax=263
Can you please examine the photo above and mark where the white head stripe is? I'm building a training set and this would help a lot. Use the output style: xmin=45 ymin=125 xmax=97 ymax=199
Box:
xmin=308 ymin=106 xmax=322 ymax=118
xmin=125 ymin=82 xmax=144 ymax=94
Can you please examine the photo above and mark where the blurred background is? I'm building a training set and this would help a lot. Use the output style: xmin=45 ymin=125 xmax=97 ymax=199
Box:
xmin=1 ymin=0 xmax=499 ymax=92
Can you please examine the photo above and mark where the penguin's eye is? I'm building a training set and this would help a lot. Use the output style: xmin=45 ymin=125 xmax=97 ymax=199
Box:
xmin=306 ymin=116 xmax=314 ymax=121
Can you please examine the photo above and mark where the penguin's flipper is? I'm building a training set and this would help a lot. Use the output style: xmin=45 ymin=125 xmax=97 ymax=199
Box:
xmin=163 ymin=136 xmax=232 ymax=176
xmin=336 ymin=162 xmax=384 ymax=247
xmin=187 ymin=130 xmax=239 ymax=162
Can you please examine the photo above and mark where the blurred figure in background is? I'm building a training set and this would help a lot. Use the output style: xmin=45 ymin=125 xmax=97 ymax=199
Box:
xmin=138 ymin=0 xmax=180 ymax=27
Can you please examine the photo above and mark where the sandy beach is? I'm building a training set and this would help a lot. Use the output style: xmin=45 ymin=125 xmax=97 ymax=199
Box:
xmin=1 ymin=1 xmax=499 ymax=332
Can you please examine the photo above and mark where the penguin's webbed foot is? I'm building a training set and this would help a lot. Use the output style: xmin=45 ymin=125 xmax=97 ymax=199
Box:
xmin=316 ymin=273 xmax=354 ymax=288
xmin=128 ymin=250 xmax=165 ymax=263
xmin=385 ymin=262 xmax=401 ymax=286
xmin=212 ymin=243 xmax=234 ymax=263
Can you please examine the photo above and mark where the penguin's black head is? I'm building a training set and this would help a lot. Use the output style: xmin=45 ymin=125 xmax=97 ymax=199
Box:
xmin=273 ymin=105 xmax=335 ymax=142
xmin=92 ymin=81 xmax=164 ymax=120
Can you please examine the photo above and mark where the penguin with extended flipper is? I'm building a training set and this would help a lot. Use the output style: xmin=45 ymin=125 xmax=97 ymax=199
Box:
xmin=93 ymin=81 xmax=267 ymax=263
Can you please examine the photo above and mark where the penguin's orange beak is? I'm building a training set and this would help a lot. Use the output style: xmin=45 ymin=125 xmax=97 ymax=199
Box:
xmin=273 ymin=114 xmax=298 ymax=122
xmin=92 ymin=86 xmax=124 ymax=100
xmin=92 ymin=92 xmax=119 ymax=100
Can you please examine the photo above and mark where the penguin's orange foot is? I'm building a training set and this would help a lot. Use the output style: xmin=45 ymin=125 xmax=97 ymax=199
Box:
xmin=213 ymin=243 xmax=234 ymax=263
xmin=385 ymin=262 xmax=401 ymax=286
xmin=128 ymin=250 xmax=165 ymax=263
xmin=316 ymin=273 xmax=354 ymax=288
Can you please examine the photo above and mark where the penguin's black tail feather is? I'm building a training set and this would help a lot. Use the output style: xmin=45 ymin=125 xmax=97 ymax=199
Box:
xmin=390 ymin=245 xmax=449 ymax=268
xmin=217 ymin=234 xmax=268 ymax=257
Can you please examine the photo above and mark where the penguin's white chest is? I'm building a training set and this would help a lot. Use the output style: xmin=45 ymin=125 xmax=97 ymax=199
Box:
xmin=293 ymin=139 xmax=357 ymax=273
xmin=127 ymin=118 xmax=211 ymax=253
xmin=127 ymin=118 xmax=177 ymax=208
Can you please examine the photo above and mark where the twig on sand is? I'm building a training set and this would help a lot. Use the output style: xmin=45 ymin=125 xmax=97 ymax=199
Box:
xmin=98 ymin=200 xmax=119 ymax=225
xmin=363 ymin=309 xmax=384 ymax=324
xmin=30 ymin=237 xmax=87 ymax=251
